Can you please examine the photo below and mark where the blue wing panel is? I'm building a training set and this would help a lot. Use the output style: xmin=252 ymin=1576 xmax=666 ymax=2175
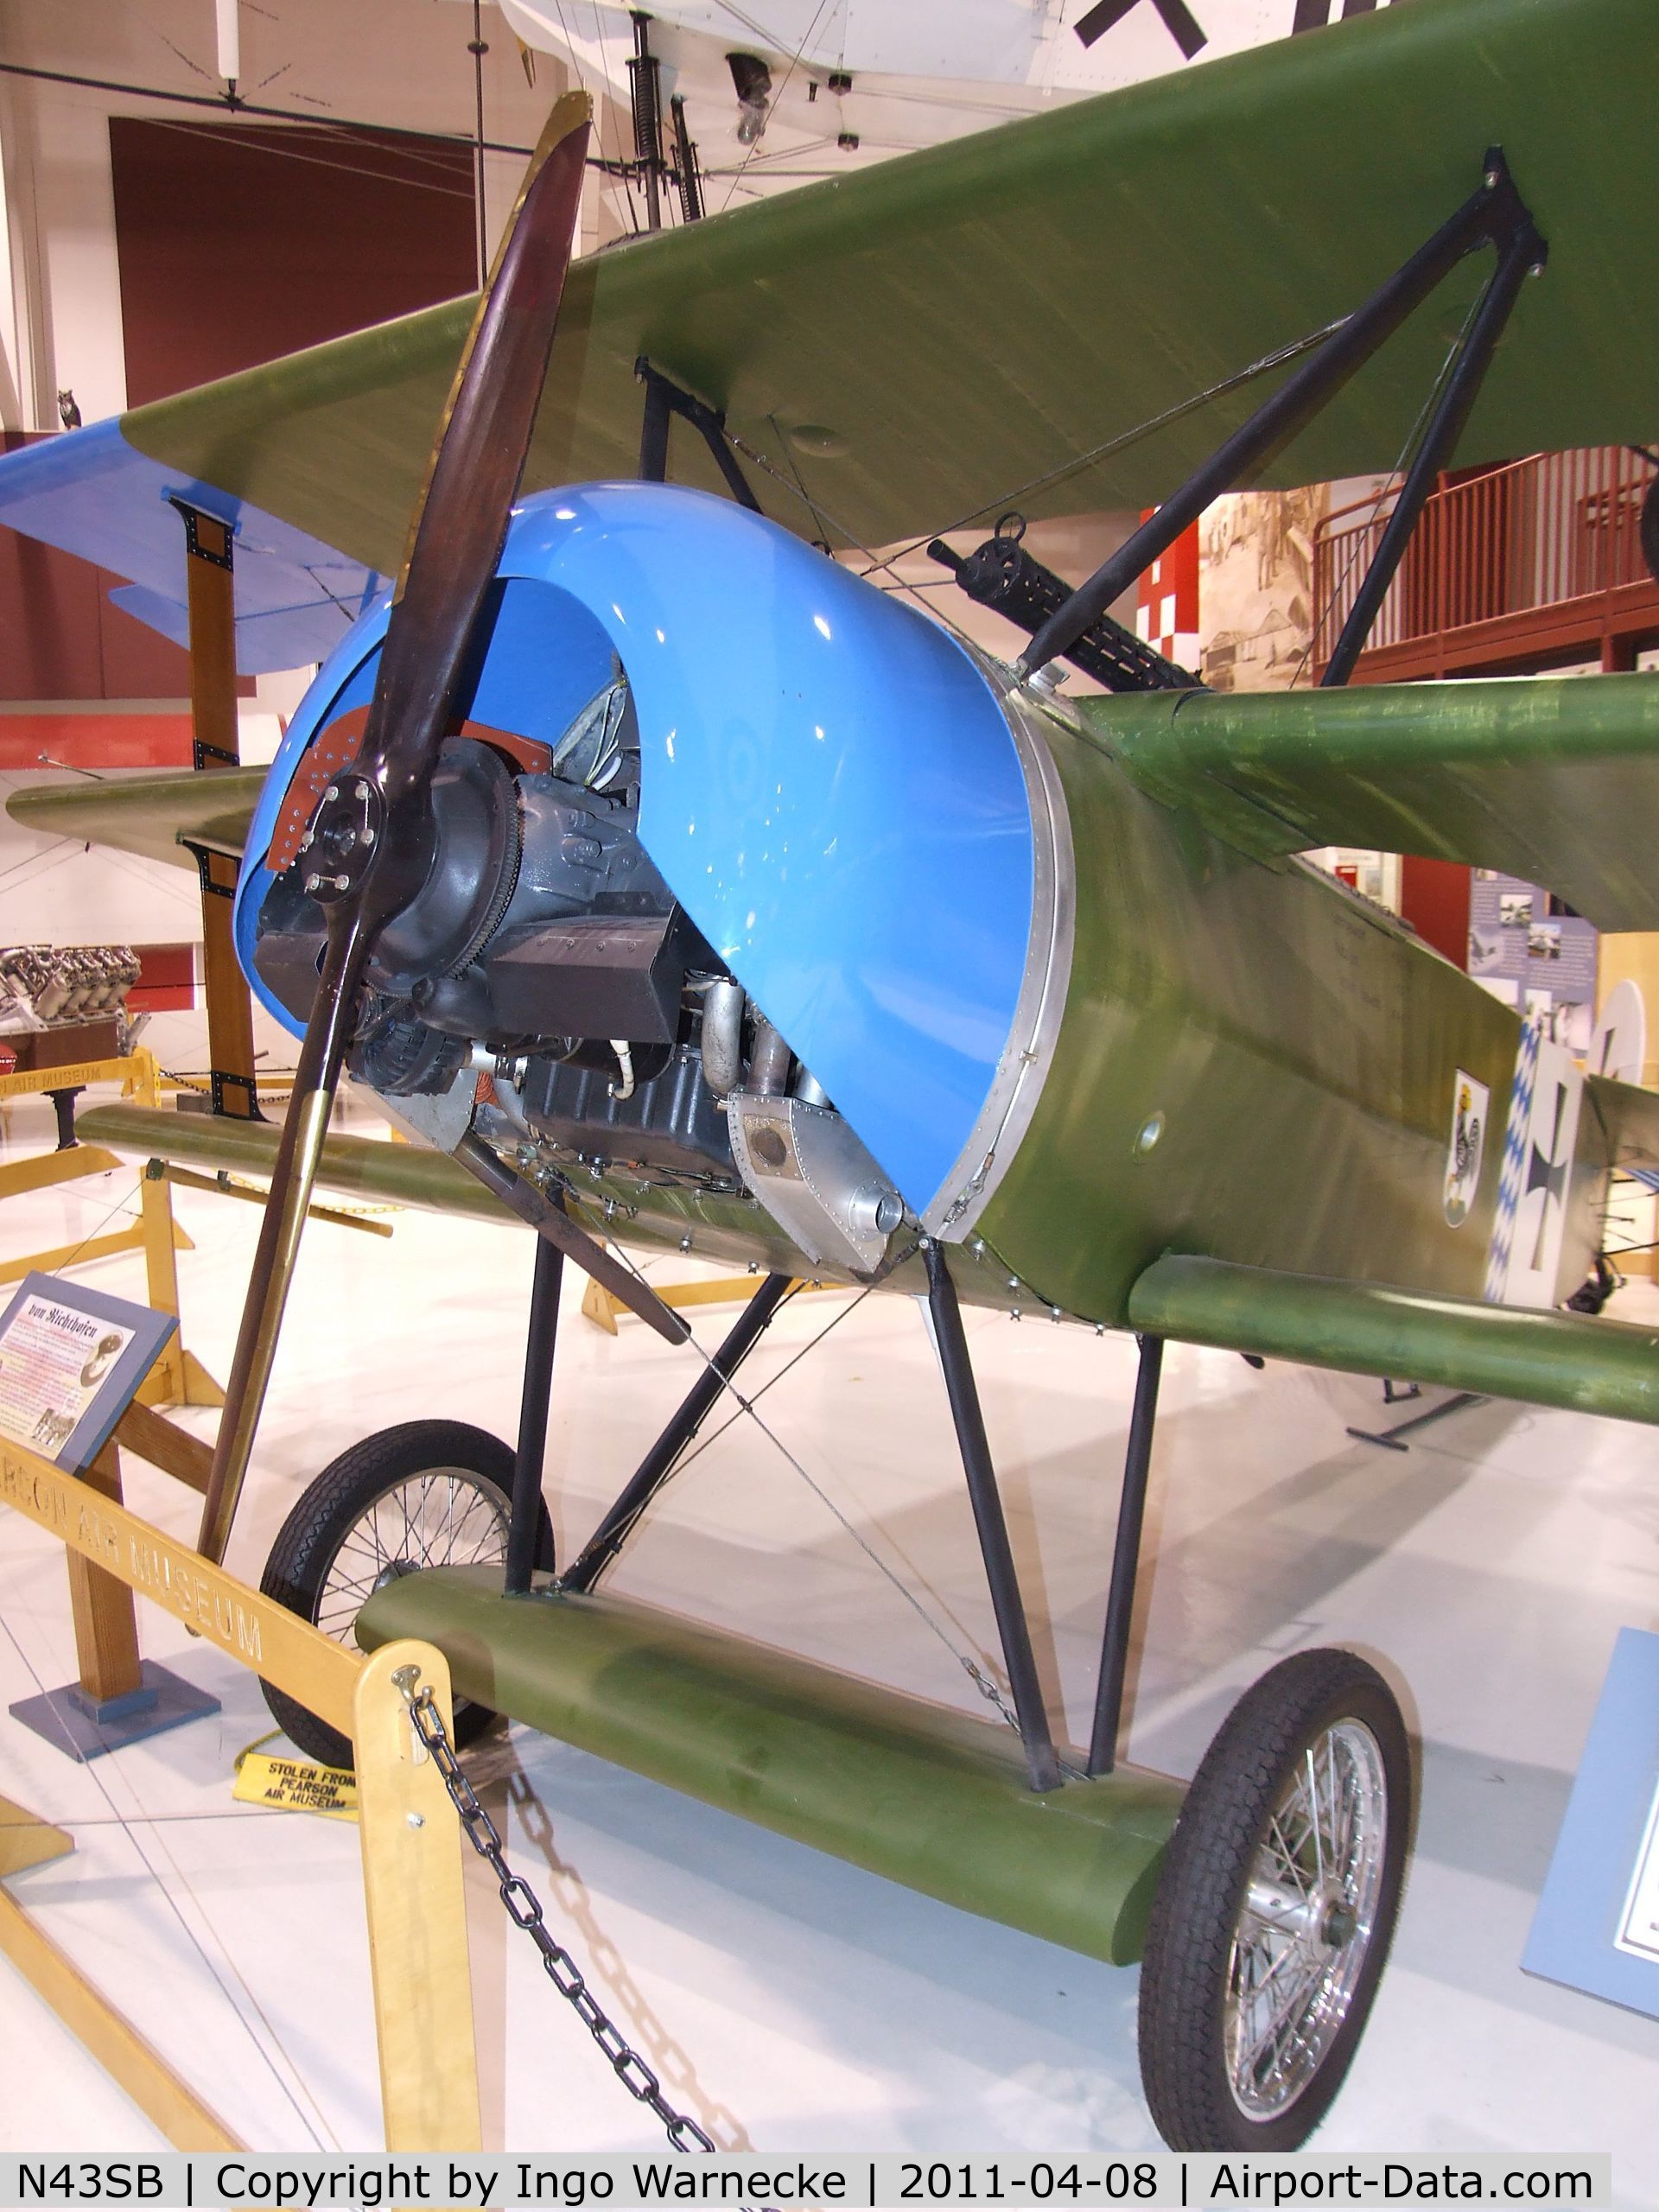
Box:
xmin=237 ymin=484 xmax=1036 ymax=1215
xmin=0 ymin=417 xmax=385 ymax=675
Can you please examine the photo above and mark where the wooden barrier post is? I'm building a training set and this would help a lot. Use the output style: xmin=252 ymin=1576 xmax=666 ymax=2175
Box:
xmin=0 ymin=1439 xmax=480 ymax=2150
xmin=9 ymin=1431 xmax=222 ymax=1762
xmin=353 ymin=1641 xmax=483 ymax=2152
xmin=62 ymin=1442 xmax=144 ymax=1711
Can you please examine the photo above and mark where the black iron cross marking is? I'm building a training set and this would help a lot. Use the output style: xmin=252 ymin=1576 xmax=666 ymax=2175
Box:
xmin=1075 ymin=0 xmax=1208 ymax=60
xmin=1291 ymin=0 xmax=1380 ymax=28
xmin=1525 ymin=1081 xmax=1571 ymax=1274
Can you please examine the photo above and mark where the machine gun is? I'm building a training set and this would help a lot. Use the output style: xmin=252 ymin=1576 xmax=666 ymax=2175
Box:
xmin=929 ymin=515 xmax=1201 ymax=693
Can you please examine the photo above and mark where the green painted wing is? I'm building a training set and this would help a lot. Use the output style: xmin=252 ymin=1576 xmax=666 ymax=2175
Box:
xmin=122 ymin=0 xmax=1659 ymax=568
xmin=5 ymin=769 xmax=264 ymax=872
xmin=76 ymin=1103 xmax=515 ymax=1221
xmin=1128 ymin=1255 xmax=1659 ymax=1424
xmin=1088 ymin=674 xmax=1659 ymax=932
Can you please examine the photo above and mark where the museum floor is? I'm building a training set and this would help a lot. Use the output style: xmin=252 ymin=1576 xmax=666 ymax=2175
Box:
xmin=0 ymin=1087 xmax=1655 ymax=2181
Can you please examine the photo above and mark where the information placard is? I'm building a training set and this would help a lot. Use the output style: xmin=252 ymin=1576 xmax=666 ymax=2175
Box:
xmin=0 ymin=1271 xmax=175 ymax=1473
xmin=1524 ymin=1624 xmax=1659 ymax=2018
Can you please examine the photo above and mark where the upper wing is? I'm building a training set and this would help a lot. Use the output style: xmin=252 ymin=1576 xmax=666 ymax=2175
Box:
xmin=6 ymin=767 xmax=264 ymax=872
xmin=15 ymin=0 xmax=1655 ymax=589
xmin=1090 ymin=674 xmax=1659 ymax=933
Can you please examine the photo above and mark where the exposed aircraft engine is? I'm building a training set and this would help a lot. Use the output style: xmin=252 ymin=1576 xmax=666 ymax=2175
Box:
xmin=237 ymin=483 xmax=1073 ymax=1279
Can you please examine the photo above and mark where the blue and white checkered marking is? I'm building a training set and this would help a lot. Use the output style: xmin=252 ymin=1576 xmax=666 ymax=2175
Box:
xmin=1484 ymin=1014 xmax=1543 ymax=1301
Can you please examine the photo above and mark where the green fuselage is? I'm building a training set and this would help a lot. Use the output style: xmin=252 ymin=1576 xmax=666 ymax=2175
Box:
xmin=541 ymin=694 xmax=1588 ymax=1330
xmin=974 ymin=701 xmax=1532 ymax=1325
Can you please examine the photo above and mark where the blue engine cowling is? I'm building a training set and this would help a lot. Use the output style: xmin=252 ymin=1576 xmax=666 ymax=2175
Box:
xmin=236 ymin=482 xmax=1058 ymax=1228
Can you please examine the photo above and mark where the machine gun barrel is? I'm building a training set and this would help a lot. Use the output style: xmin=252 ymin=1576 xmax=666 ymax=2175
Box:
xmin=929 ymin=528 xmax=1199 ymax=694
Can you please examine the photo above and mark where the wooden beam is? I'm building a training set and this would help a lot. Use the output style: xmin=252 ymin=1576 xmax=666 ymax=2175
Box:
xmin=0 ymin=1887 xmax=243 ymax=2149
xmin=0 ymin=1224 xmax=150 ymax=1288
xmin=62 ymin=1444 xmax=144 ymax=1707
xmin=354 ymin=1643 xmax=482 ymax=2152
xmin=0 ymin=1793 xmax=73 ymax=1879
xmin=113 ymin=1400 xmax=213 ymax=1495
xmin=0 ymin=1437 xmax=360 ymax=1738
xmin=180 ymin=502 xmax=259 ymax=1122
xmin=0 ymin=1147 xmax=124 ymax=1201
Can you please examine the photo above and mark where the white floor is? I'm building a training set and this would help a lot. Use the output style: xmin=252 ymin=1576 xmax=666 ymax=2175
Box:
xmin=1 ymin=1084 xmax=1656 ymax=2182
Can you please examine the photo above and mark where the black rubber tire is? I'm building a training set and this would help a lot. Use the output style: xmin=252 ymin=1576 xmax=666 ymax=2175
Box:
xmin=1138 ymin=1648 xmax=1412 ymax=2152
xmin=257 ymin=1418 xmax=552 ymax=1769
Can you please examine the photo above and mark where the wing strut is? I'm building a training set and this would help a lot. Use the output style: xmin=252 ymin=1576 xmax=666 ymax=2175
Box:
xmin=1017 ymin=147 xmax=1547 ymax=682
xmin=1321 ymin=152 xmax=1546 ymax=684
xmin=634 ymin=355 xmax=762 ymax=511
xmin=923 ymin=1241 xmax=1062 ymax=1793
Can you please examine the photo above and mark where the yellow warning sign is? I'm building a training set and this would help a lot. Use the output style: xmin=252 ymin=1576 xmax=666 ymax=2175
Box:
xmin=232 ymin=1751 xmax=359 ymax=1822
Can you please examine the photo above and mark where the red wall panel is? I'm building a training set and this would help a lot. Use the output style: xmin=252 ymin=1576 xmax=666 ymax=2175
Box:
xmin=1 ymin=125 xmax=474 ymax=741
xmin=108 ymin=119 xmax=475 ymax=406
xmin=1401 ymin=855 xmax=1471 ymax=969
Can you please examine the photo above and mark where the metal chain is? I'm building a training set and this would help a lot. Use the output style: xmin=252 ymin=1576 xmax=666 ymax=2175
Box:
xmin=394 ymin=1671 xmax=716 ymax=2152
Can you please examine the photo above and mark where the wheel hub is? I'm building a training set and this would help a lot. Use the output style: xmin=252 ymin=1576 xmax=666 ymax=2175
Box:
xmin=1245 ymin=1876 xmax=1360 ymax=1956
xmin=1226 ymin=1717 xmax=1389 ymax=2121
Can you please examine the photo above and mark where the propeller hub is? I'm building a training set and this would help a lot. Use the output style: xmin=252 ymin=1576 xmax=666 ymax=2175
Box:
xmin=303 ymin=775 xmax=384 ymax=905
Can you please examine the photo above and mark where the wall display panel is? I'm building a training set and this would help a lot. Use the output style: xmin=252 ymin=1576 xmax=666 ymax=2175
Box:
xmin=1469 ymin=870 xmax=1598 ymax=1051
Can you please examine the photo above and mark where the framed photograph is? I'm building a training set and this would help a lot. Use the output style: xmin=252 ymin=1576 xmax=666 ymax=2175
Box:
xmin=0 ymin=1272 xmax=176 ymax=1474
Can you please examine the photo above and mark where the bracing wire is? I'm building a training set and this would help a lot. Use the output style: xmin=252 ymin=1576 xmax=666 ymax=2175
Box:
xmin=572 ymin=1208 xmax=1084 ymax=1770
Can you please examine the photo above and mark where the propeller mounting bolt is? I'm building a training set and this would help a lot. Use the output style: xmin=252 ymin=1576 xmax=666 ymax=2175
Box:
xmin=325 ymin=784 xmax=339 ymax=803
xmin=298 ymin=830 xmax=313 ymax=851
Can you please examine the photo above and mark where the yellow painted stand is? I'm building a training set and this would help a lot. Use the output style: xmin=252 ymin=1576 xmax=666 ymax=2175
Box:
xmin=582 ymin=1266 xmax=837 ymax=1334
xmin=0 ymin=1438 xmax=480 ymax=2151
xmin=354 ymin=1643 xmax=482 ymax=2152
xmin=0 ymin=1790 xmax=240 ymax=2150
xmin=0 ymin=1050 xmax=222 ymax=1409
xmin=160 ymin=1160 xmax=395 ymax=1240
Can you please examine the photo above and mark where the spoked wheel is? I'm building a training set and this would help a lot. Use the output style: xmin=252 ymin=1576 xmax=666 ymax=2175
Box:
xmin=1138 ymin=1648 xmax=1411 ymax=2151
xmin=258 ymin=1418 xmax=552 ymax=1769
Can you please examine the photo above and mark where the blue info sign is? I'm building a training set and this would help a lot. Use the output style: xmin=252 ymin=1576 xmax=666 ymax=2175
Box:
xmin=0 ymin=1269 xmax=175 ymax=1473
xmin=1524 ymin=1625 xmax=1659 ymax=2018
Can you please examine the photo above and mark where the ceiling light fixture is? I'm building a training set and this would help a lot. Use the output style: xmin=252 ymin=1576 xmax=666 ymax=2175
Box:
xmin=727 ymin=52 xmax=772 ymax=145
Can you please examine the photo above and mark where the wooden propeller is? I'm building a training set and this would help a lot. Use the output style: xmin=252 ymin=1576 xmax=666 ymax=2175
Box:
xmin=197 ymin=93 xmax=683 ymax=1566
